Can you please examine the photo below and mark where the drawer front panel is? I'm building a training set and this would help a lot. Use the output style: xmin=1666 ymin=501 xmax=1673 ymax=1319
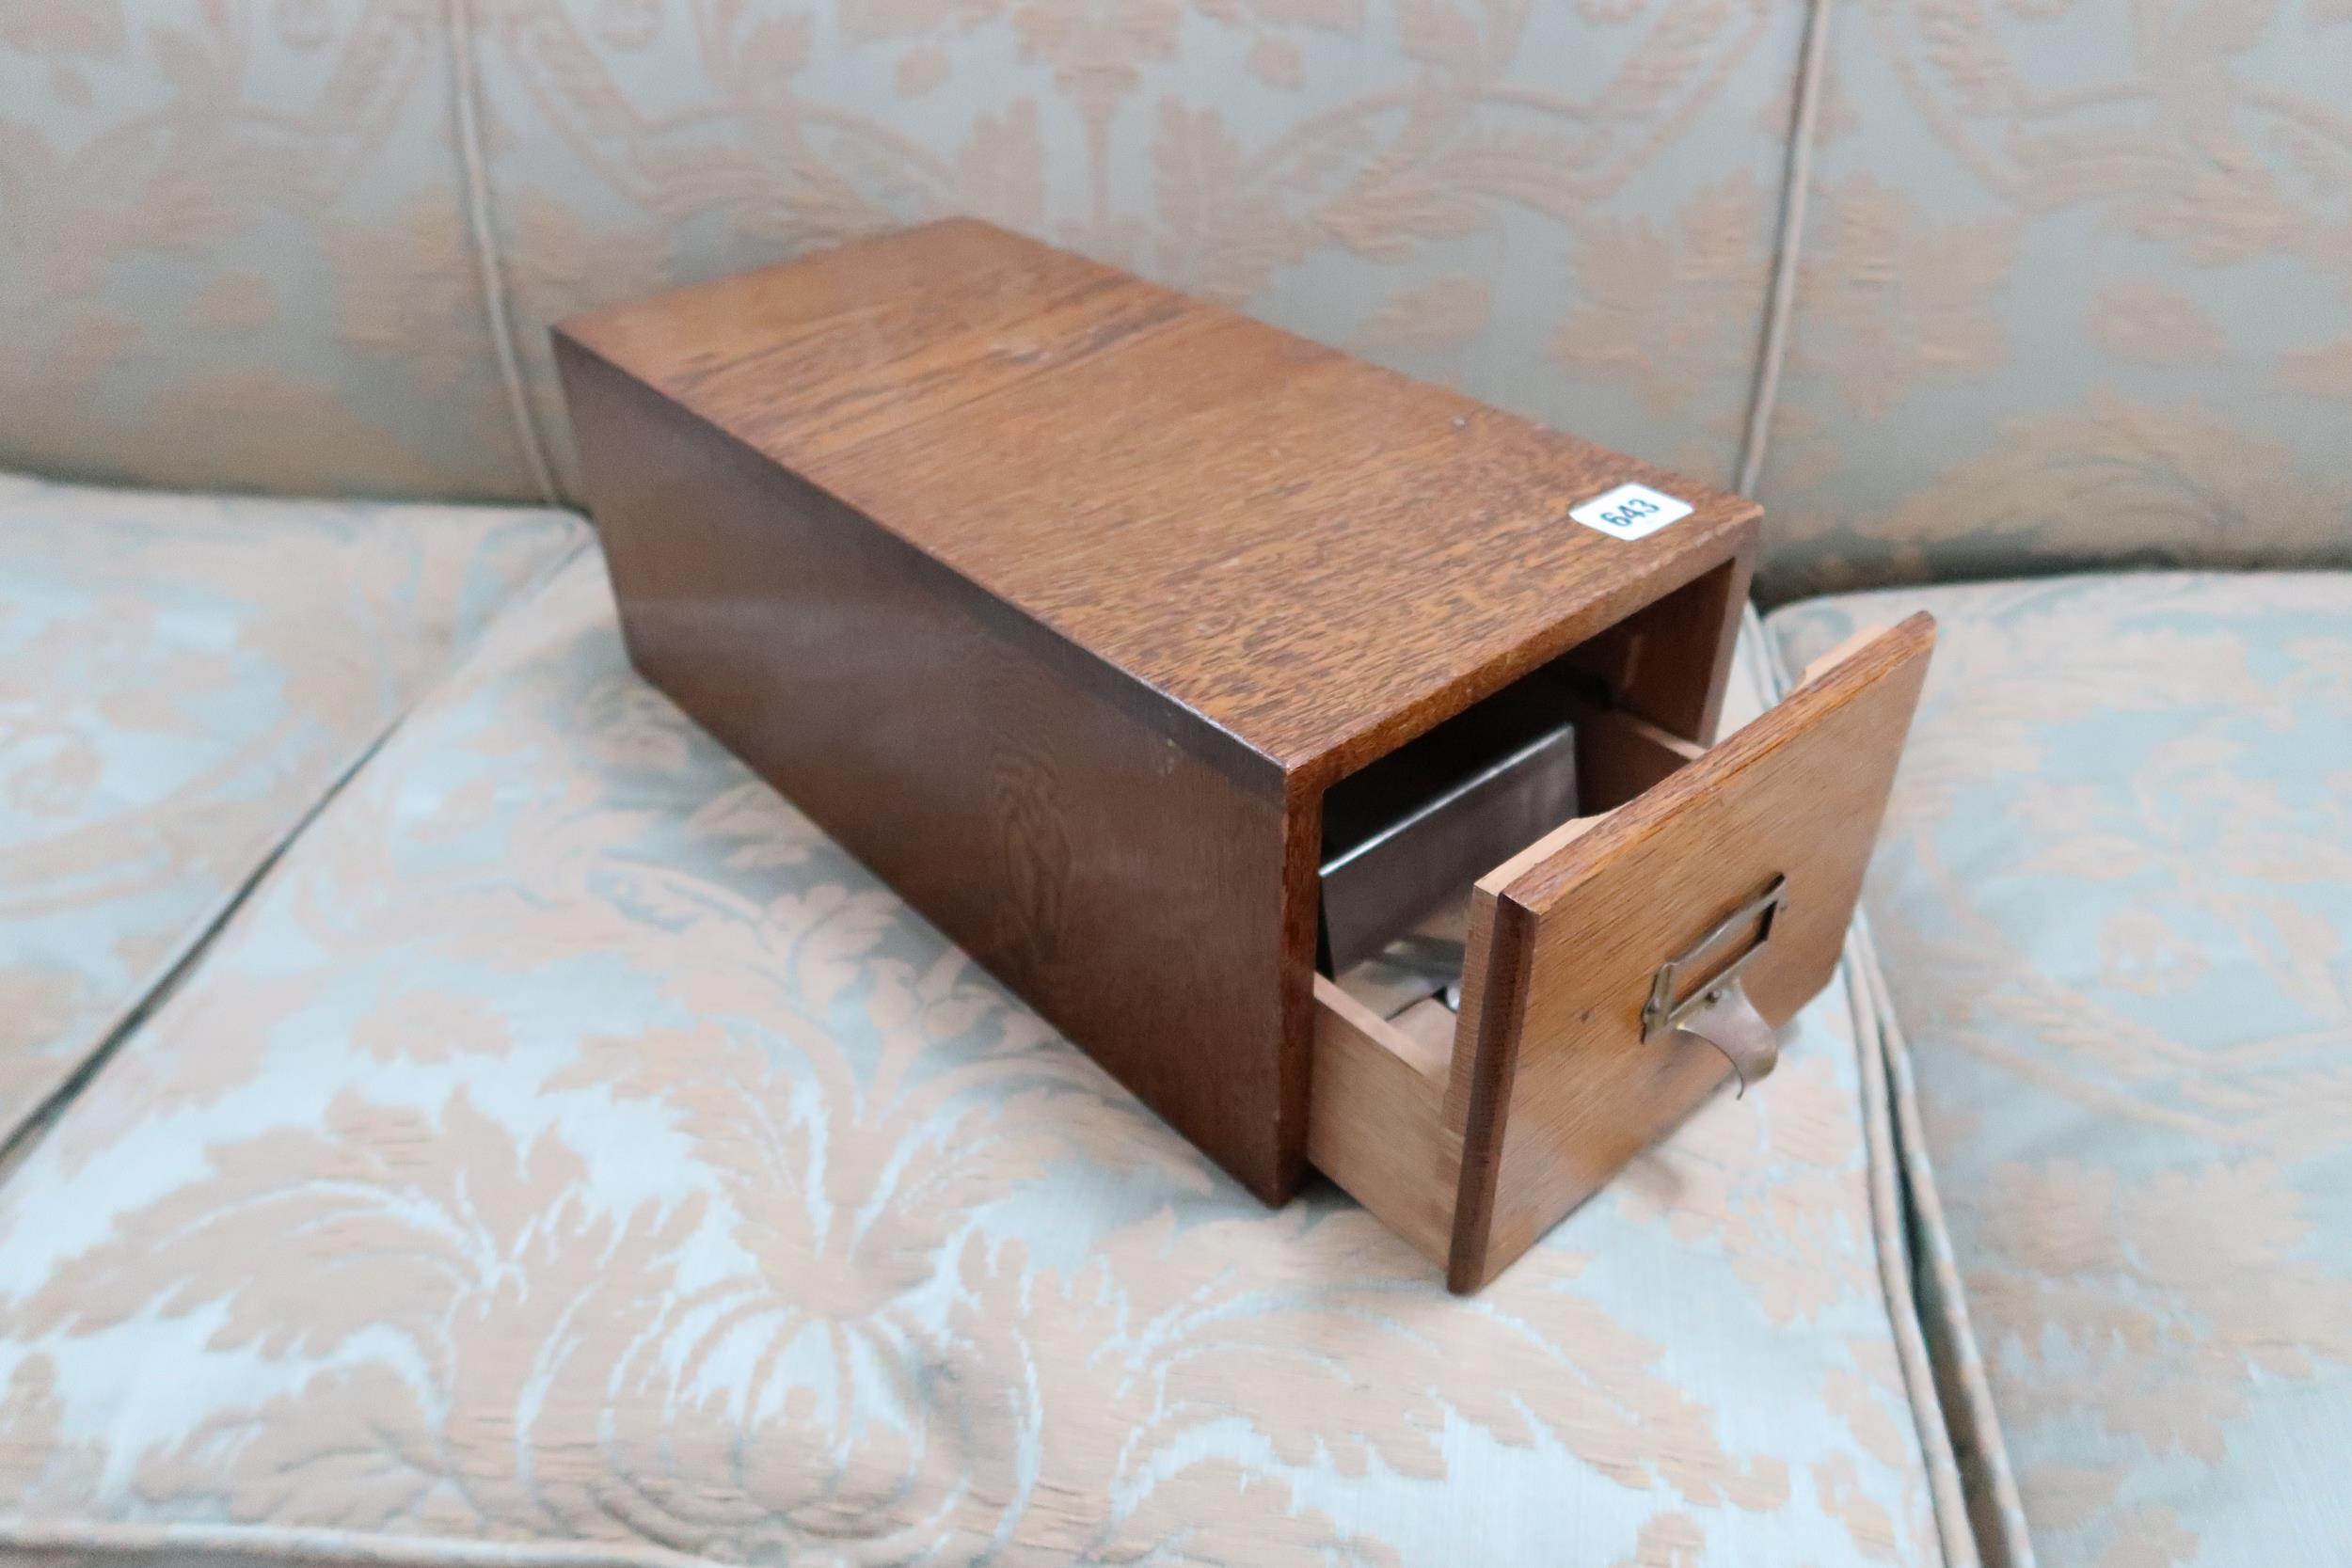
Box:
xmin=1447 ymin=613 xmax=1935 ymax=1290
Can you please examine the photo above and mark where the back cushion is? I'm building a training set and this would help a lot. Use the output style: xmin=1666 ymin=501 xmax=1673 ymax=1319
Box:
xmin=5 ymin=2 xmax=2346 ymax=590
xmin=0 ymin=0 xmax=1814 ymax=511
xmin=0 ymin=2 xmax=541 ymax=498
xmin=1750 ymin=2 xmax=2352 ymax=598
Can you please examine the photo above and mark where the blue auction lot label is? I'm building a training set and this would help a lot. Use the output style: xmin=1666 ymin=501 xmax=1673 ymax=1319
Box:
xmin=1568 ymin=483 xmax=1692 ymax=541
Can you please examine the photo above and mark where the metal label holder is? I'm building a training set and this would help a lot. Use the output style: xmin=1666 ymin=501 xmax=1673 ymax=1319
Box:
xmin=1640 ymin=873 xmax=1788 ymax=1095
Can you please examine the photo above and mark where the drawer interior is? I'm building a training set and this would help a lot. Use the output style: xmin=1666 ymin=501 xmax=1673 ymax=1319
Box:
xmin=1317 ymin=681 xmax=1581 ymax=977
xmin=1321 ymin=695 xmax=1704 ymax=1047
xmin=1315 ymin=600 xmax=1714 ymax=1010
xmin=1307 ymin=655 xmax=1711 ymax=1283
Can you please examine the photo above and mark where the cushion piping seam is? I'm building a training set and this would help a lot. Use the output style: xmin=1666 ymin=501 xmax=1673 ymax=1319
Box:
xmin=1848 ymin=911 xmax=2039 ymax=1568
xmin=0 ymin=528 xmax=593 ymax=1174
xmin=1750 ymin=601 xmax=1982 ymax=1568
xmin=0 ymin=1518 xmax=714 ymax=1568
xmin=442 ymin=0 xmax=563 ymax=505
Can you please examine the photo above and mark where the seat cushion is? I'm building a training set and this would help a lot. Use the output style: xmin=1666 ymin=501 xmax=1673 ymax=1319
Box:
xmin=0 ymin=472 xmax=585 ymax=1148
xmin=0 ymin=554 xmax=1958 ymax=1566
xmin=1772 ymin=574 xmax=2352 ymax=1568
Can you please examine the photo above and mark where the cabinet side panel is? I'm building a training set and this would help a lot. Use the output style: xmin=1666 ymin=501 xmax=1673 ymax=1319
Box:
xmin=559 ymin=343 xmax=1300 ymax=1202
xmin=1560 ymin=534 xmax=1756 ymax=746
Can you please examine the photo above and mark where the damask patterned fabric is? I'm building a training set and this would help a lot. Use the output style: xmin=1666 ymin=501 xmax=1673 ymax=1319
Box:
xmin=0 ymin=0 xmax=1813 ymax=513
xmin=0 ymin=554 xmax=1959 ymax=1566
xmin=1754 ymin=4 xmax=2352 ymax=599
xmin=0 ymin=1 xmax=548 ymax=499
xmin=1772 ymin=575 xmax=2352 ymax=1568
xmin=466 ymin=0 xmax=1812 ymax=499
xmin=0 ymin=470 xmax=585 ymax=1154
xmin=0 ymin=0 xmax=1799 ymax=507
xmin=8 ymin=2 xmax=2346 ymax=586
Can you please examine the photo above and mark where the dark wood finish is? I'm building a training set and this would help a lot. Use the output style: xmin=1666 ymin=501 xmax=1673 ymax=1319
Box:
xmin=562 ymin=219 xmax=1761 ymax=784
xmin=560 ymin=346 xmax=1298 ymax=1199
xmin=556 ymin=218 xmax=1759 ymax=1205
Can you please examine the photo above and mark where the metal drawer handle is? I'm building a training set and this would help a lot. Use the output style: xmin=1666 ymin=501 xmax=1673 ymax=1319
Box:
xmin=1640 ymin=875 xmax=1787 ymax=1096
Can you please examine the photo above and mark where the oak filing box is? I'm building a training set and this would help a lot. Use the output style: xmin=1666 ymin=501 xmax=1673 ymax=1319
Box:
xmin=554 ymin=218 xmax=1933 ymax=1292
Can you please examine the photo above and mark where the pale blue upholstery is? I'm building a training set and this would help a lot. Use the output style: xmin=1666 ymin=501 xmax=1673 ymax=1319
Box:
xmin=0 ymin=471 xmax=583 ymax=1151
xmin=0 ymin=554 xmax=1955 ymax=1566
xmin=1774 ymin=575 xmax=2352 ymax=1568
xmin=5 ymin=2 xmax=2344 ymax=592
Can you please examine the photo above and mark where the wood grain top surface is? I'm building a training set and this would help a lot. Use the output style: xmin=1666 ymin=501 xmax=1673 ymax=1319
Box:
xmin=560 ymin=218 xmax=1760 ymax=784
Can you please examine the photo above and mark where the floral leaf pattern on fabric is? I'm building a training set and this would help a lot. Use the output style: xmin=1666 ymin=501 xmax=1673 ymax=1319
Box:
xmin=0 ymin=472 xmax=583 ymax=1152
xmin=1757 ymin=6 xmax=2352 ymax=596
xmin=1772 ymin=573 xmax=2352 ymax=1568
xmin=471 ymin=0 xmax=1807 ymax=491
xmin=0 ymin=556 xmax=1943 ymax=1566
xmin=7 ymin=3 xmax=2346 ymax=590
xmin=0 ymin=2 xmax=543 ymax=496
xmin=1 ymin=0 xmax=1804 ymax=505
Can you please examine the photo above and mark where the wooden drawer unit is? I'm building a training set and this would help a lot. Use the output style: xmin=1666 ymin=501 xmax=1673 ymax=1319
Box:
xmin=555 ymin=219 xmax=1932 ymax=1291
xmin=1310 ymin=622 xmax=1931 ymax=1288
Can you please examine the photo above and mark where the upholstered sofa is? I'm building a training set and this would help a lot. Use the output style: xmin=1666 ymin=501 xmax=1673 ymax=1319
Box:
xmin=2 ymin=5 xmax=2346 ymax=1566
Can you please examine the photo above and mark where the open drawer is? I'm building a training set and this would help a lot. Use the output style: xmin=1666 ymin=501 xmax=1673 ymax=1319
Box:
xmin=1308 ymin=614 xmax=1935 ymax=1291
